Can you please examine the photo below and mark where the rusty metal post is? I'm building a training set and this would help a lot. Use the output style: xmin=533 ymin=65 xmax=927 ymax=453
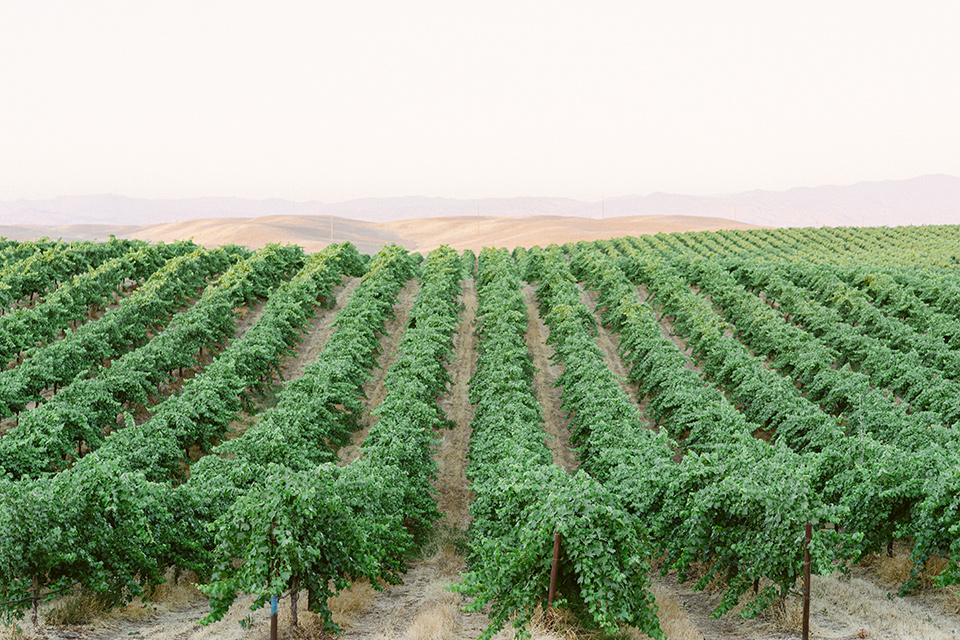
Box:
xmin=269 ymin=521 xmax=278 ymax=640
xmin=547 ymin=530 xmax=561 ymax=608
xmin=803 ymin=522 xmax=812 ymax=640
xmin=270 ymin=594 xmax=279 ymax=640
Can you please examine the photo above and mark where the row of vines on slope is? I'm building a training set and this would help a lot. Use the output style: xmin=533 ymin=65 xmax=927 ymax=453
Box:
xmin=0 ymin=246 xmax=239 ymax=418
xmin=585 ymin=242 xmax=960 ymax=594
xmin=457 ymin=247 xmax=663 ymax=640
xmin=531 ymin=245 xmax=847 ymax=619
xmin=0 ymin=241 xmax=197 ymax=366
xmin=0 ymin=238 xmax=144 ymax=312
xmin=190 ymin=243 xmax=427 ymax=632
xmin=2 ymin=227 xmax=959 ymax=634
xmin=0 ymin=244 xmax=304 ymax=478
xmin=0 ymin=242 xmax=366 ymax=624
xmin=675 ymin=257 xmax=960 ymax=591
xmin=0 ymin=239 xmax=57 ymax=269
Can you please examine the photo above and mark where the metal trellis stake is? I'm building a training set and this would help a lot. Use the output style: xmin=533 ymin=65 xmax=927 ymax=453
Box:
xmin=271 ymin=594 xmax=279 ymax=640
xmin=803 ymin=522 xmax=812 ymax=640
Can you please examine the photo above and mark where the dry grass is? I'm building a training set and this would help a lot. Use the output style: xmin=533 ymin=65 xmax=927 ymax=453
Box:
xmin=402 ymin=596 xmax=459 ymax=640
xmin=41 ymin=572 xmax=204 ymax=627
xmin=765 ymin=594 xmax=804 ymax=632
xmin=149 ymin=570 xmax=205 ymax=607
xmin=647 ymin=566 xmax=960 ymax=640
xmin=325 ymin=579 xmax=378 ymax=632
xmin=0 ymin=623 xmax=28 ymax=640
xmin=241 ymin=579 xmax=383 ymax=640
xmin=634 ymin=584 xmax=704 ymax=640
xmin=418 ymin=526 xmax=469 ymax=574
xmin=394 ymin=544 xmax=468 ymax=640
xmin=489 ymin=606 xmax=587 ymax=640
xmin=859 ymin=551 xmax=950 ymax=591
xmin=43 ymin=591 xmax=109 ymax=626
xmin=804 ymin=571 xmax=958 ymax=639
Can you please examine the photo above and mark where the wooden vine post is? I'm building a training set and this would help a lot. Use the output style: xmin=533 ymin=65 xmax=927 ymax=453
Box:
xmin=32 ymin=574 xmax=40 ymax=626
xmin=290 ymin=575 xmax=299 ymax=628
xmin=547 ymin=529 xmax=561 ymax=609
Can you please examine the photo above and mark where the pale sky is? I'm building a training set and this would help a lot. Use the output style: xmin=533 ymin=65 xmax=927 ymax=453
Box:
xmin=1 ymin=1 xmax=958 ymax=202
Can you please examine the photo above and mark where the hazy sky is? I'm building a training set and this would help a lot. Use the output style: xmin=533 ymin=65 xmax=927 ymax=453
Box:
xmin=1 ymin=1 xmax=958 ymax=202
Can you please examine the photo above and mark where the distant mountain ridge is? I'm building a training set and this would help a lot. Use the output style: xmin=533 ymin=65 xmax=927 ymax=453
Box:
xmin=2 ymin=174 xmax=958 ymax=228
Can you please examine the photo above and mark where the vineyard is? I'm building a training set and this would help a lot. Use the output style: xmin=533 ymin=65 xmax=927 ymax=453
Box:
xmin=2 ymin=226 xmax=960 ymax=639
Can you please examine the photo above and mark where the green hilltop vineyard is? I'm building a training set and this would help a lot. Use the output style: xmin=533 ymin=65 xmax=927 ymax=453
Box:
xmin=2 ymin=224 xmax=960 ymax=637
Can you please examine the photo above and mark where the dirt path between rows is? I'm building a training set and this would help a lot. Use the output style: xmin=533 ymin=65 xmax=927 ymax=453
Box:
xmin=57 ymin=592 xmax=211 ymax=640
xmin=521 ymin=283 xmax=579 ymax=474
xmin=280 ymin=277 xmax=361 ymax=382
xmin=225 ymin=275 xmax=361 ymax=439
xmin=648 ymin=561 xmax=960 ymax=640
xmin=578 ymin=285 xmax=655 ymax=430
xmin=636 ymin=284 xmax=700 ymax=370
xmin=435 ymin=279 xmax=479 ymax=533
xmin=336 ymin=278 xmax=491 ymax=640
xmin=338 ymin=278 xmax=420 ymax=466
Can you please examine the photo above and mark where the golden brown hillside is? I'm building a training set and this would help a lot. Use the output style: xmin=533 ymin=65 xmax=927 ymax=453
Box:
xmin=0 ymin=214 xmax=761 ymax=253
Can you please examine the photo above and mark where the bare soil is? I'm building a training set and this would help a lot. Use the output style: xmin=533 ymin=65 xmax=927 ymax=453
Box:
xmin=521 ymin=284 xmax=578 ymax=474
xmin=434 ymin=279 xmax=479 ymax=532
xmin=225 ymin=276 xmax=361 ymax=440
xmin=338 ymin=279 xmax=420 ymax=466
xmin=578 ymin=286 xmax=655 ymax=430
xmin=340 ymin=277 xmax=491 ymax=639
xmin=280 ymin=277 xmax=362 ymax=383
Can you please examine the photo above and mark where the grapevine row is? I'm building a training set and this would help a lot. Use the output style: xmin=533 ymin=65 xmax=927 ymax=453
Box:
xmin=713 ymin=260 xmax=960 ymax=428
xmin=777 ymin=262 xmax=960 ymax=379
xmin=0 ymin=241 xmax=196 ymax=365
xmin=829 ymin=265 xmax=960 ymax=349
xmin=599 ymin=245 xmax=960 ymax=592
xmin=549 ymin=246 xmax=845 ymax=618
xmin=191 ymin=243 xmax=423 ymax=631
xmin=0 ymin=244 xmax=302 ymax=479
xmin=0 ymin=242 xmax=366 ymax=622
xmin=0 ymin=246 xmax=237 ymax=417
xmin=458 ymin=247 xmax=663 ymax=639
xmin=0 ymin=238 xmax=141 ymax=311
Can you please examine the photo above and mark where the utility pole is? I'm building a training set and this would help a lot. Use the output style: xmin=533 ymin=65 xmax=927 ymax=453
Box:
xmin=330 ymin=215 xmax=333 ymax=241
xmin=601 ymin=193 xmax=605 ymax=221
xmin=476 ymin=205 xmax=480 ymax=237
